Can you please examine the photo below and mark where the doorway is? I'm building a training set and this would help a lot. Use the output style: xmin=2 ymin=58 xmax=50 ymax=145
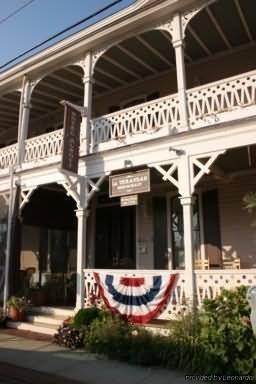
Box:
xmin=95 ymin=205 xmax=136 ymax=269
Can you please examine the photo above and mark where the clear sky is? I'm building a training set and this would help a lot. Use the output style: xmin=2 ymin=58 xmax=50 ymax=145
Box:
xmin=0 ymin=0 xmax=135 ymax=71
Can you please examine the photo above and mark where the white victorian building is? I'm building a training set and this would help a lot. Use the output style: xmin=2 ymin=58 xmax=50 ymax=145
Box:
xmin=0 ymin=0 xmax=256 ymax=325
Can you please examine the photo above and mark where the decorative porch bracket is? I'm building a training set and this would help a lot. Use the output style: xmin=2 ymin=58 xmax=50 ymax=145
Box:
xmin=190 ymin=150 xmax=226 ymax=192
xmin=59 ymin=170 xmax=109 ymax=311
xmin=59 ymin=171 xmax=108 ymax=209
xmin=151 ymin=161 xmax=179 ymax=189
xmin=0 ymin=185 xmax=37 ymax=211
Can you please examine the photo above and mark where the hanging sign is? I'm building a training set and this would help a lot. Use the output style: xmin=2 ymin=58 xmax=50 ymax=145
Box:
xmin=61 ymin=102 xmax=81 ymax=174
xmin=109 ymin=169 xmax=150 ymax=197
xmin=120 ymin=194 xmax=138 ymax=207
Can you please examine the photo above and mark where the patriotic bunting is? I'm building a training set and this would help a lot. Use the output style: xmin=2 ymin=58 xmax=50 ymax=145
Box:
xmin=94 ymin=272 xmax=178 ymax=324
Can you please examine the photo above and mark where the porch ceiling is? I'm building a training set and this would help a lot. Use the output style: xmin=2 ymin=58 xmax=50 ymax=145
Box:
xmin=215 ymin=145 xmax=256 ymax=175
xmin=0 ymin=0 xmax=255 ymax=141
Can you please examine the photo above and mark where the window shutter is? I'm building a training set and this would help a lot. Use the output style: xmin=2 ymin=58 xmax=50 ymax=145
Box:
xmin=202 ymin=189 xmax=222 ymax=267
xmin=153 ymin=197 xmax=168 ymax=269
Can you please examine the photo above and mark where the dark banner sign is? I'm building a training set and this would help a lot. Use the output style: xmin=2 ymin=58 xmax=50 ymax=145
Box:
xmin=109 ymin=169 xmax=150 ymax=197
xmin=61 ymin=104 xmax=81 ymax=174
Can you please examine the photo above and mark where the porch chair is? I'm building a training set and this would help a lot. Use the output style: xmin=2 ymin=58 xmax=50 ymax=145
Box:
xmin=222 ymin=258 xmax=241 ymax=269
xmin=194 ymin=258 xmax=210 ymax=270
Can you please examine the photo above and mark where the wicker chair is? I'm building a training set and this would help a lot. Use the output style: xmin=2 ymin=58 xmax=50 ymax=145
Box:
xmin=194 ymin=258 xmax=210 ymax=270
xmin=222 ymin=258 xmax=241 ymax=269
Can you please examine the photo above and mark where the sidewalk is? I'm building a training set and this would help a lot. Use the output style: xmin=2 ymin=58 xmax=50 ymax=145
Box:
xmin=0 ymin=330 xmax=190 ymax=384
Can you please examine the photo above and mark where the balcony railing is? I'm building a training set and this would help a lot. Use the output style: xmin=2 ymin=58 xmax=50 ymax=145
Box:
xmin=23 ymin=128 xmax=63 ymax=165
xmin=0 ymin=69 xmax=255 ymax=171
xmin=84 ymin=268 xmax=256 ymax=320
xmin=91 ymin=92 xmax=181 ymax=149
xmin=0 ymin=143 xmax=18 ymax=169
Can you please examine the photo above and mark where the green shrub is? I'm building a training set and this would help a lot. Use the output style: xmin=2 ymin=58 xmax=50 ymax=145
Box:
xmin=168 ymin=311 xmax=214 ymax=373
xmin=78 ymin=286 xmax=256 ymax=378
xmin=84 ymin=314 xmax=133 ymax=361
xmin=73 ymin=307 xmax=104 ymax=329
xmin=129 ymin=329 xmax=175 ymax=367
xmin=199 ymin=285 xmax=256 ymax=376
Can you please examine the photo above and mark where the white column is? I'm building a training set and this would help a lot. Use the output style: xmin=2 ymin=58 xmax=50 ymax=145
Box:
xmin=180 ymin=196 xmax=195 ymax=306
xmin=81 ymin=52 xmax=93 ymax=155
xmin=172 ymin=14 xmax=189 ymax=129
xmin=178 ymin=155 xmax=195 ymax=307
xmin=75 ymin=208 xmax=88 ymax=310
xmin=17 ymin=80 xmax=32 ymax=166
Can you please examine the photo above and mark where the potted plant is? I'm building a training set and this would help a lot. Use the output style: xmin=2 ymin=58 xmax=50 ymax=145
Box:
xmin=6 ymin=296 xmax=29 ymax=321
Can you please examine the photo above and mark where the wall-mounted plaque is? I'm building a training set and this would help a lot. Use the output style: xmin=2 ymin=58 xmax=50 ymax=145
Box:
xmin=109 ymin=169 xmax=150 ymax=197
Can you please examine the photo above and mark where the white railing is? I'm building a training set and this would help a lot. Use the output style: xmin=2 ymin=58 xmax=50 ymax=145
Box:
xmin=187 ymin=69 xmax=256 ymax=128
xmin=24 ymin=128 xmax=63 ymax=165
xmin=0 ymin=143 xmax=18 ymax=170
xmin=84 ymin=268 xmax=256 ymax=320
xmin=91 ymin=93 xmax=181 ymax=148
xmin=195 ymin=269 xmax=256 ymax=305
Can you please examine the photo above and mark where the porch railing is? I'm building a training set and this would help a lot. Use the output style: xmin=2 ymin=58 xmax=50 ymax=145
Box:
xmin=187 ymin=69 xmax=256 ymax=129
xmin=0 ymin=69 xmax=255 ymax=171
xmin=91 ymin=92 xmax=181 ymax=148
xmin=23 ymin=128 xmax=63 ymax=165
xmin=84 ymin=269 xmax=256 ymax=320
xmin=0 ymin=143 xmax=18 ymax=169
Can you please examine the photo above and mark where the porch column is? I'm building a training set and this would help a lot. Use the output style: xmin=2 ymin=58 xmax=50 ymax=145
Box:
xmin=17 ymin=79 xmax=33 ymax=166
xmin=172 ymin=14 xmax=189 ymax=129
xmin=81 ymin=52 xmax=93 ymax=155
xmin=180 ymin=196 xmax=195 ymax=307
xmin=178 ymin=153 xmax=195 ymax=306
xmin=75 ymin=207 xmax=89 ymax=311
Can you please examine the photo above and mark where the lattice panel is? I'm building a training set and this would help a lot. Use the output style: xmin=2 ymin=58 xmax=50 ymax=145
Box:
xmin=84 ymin=269 xmax=187 ymax=320
xmin=24 ymin=128 xmax=64 ymax=164
xmin=187 ymin=70 xmax=256 ymax=128
xmin=0 ymin=143 xmax=18 ymax=169
xmin=91 ymin=94 xmax=181 ymax=146
xmin=195 ymin=270 xmax=256 ymax=306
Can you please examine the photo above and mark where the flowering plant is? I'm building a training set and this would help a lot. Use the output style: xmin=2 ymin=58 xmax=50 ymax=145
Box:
xmin=6 ymin=296 xmax=30 ymax=311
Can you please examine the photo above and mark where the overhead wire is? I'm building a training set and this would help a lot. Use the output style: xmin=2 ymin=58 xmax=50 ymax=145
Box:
xmin=0 ymin=0 xmax=37 ymax=26
xmin=0 ymin=0 xmax=123 ymax=71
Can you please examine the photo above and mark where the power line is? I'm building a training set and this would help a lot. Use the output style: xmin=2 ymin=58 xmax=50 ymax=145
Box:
xmin=0 ymin=0 xmax=123 ymax=71
xmin=0 ymin=0 xmax=37 ymax=26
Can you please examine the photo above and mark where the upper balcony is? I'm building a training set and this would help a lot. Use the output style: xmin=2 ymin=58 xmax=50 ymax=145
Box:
xmin=0 ymin=0 xmax=255 ymax=173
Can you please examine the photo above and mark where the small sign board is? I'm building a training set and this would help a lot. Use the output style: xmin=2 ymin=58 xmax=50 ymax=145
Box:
xmin=109 ymin=169 xmax=150 ymax=197
xmin=120 ymin=194 xmax=138 ymax=207
xmin=61 ymin=103 xmax=81 ymax=174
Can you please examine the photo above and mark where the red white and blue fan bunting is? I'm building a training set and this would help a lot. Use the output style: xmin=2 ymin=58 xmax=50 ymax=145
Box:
xmin=94 ymin=272 xmax=178 ymax=324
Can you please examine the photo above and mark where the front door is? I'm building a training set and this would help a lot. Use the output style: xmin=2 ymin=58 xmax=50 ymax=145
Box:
xmin=95 ymin=205 xmax=136 ymax=269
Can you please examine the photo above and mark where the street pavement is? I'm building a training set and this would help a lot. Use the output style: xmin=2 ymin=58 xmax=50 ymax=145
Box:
xmin=0 ymin=330 xmax=201 ymax=384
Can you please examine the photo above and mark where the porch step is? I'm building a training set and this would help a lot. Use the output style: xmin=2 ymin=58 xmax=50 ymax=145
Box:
xmin=26 ymin=314 xmax=65 ymax=327
xmin=29 ymin=306 xmax=74 ymax=318
xmin=6 ymin=321 xmax=58 ymax=336
xmin=6 ymin=307 xmax=74 ymax=337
